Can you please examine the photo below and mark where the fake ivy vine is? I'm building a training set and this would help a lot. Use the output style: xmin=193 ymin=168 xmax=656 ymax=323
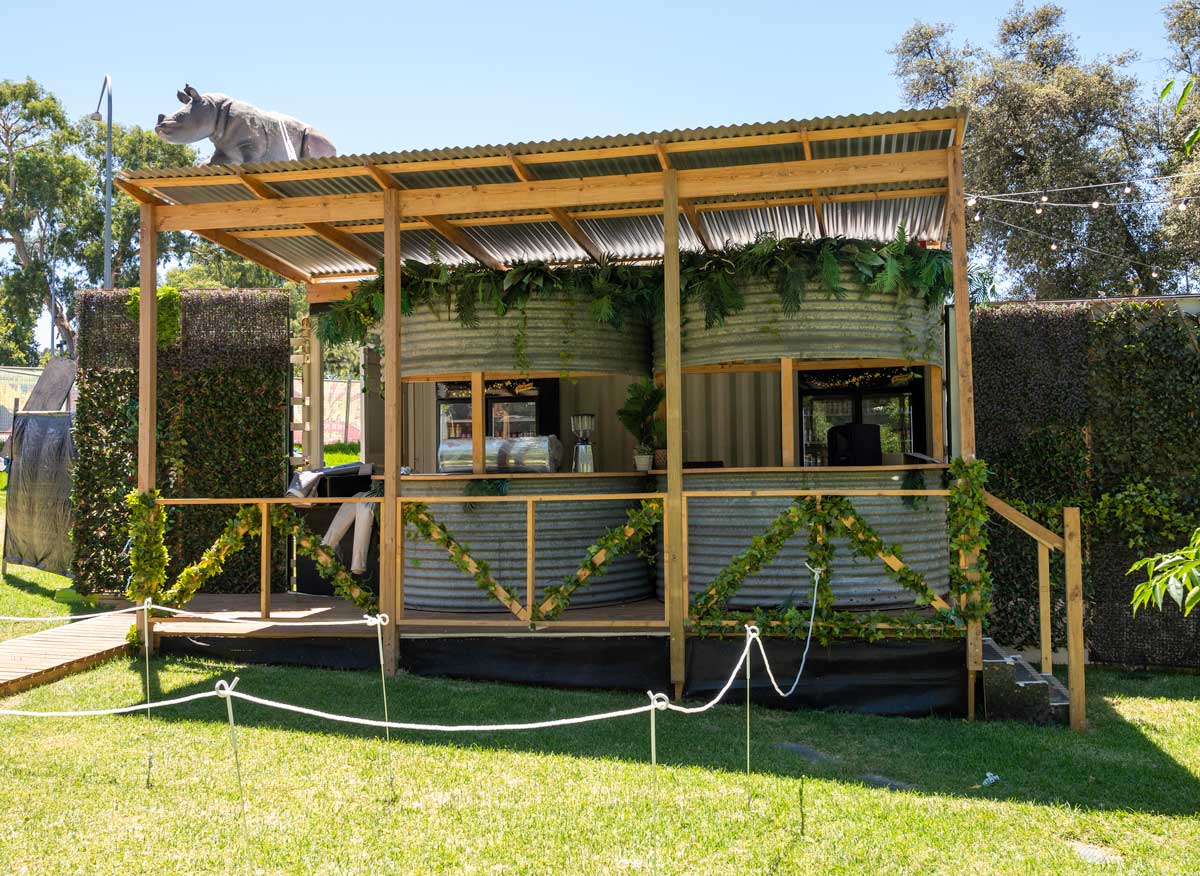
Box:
xmin=946 ymin=457 xmax=993 ymax=621
xmin=689 ymin=493 xmax=961 ymax=644
xmin=125 ymin=491 xmax=375 ymax=612
xmin=536 ymin=499 xmax=664 ymax=620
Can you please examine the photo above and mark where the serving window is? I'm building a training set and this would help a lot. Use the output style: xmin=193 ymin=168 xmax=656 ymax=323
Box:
xmin=798 ymin=367 xmax=926 ymax=465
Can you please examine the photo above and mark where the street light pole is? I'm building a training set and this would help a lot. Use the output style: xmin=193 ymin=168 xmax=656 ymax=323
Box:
xmin=90 ymin=75 xmax=113 ymax=290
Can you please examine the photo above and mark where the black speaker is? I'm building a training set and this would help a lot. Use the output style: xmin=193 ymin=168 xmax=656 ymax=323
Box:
xmin=827 ymin=423 xmax=882 ymax=466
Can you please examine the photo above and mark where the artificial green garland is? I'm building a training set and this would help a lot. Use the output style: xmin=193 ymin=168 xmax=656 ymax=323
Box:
xmin=317 ymin=228 xmax=951 ymax=353
xmin=688 ymin=495 xmax=955 ymax=644
xmin=536 ymin=499 xmax=663 ymax=620
xmin=946 ymin=457 xmax=993 ymax=621
xmin=125 ymin=491 xmax=375 ymax=612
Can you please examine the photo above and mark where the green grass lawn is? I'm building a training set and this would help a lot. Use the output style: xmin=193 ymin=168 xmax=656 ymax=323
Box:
xmin=0 ymin=572 xmax=1197 ymax=876
xmin=323 ymin=441 xmax=361 ymax=467
xmin=1 ymin=527 xmax=1197 ymax=874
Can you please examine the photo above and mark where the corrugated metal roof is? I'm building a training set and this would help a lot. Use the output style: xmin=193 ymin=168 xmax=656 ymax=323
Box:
xmin=122 ymin=107 xmax=966 ymax=278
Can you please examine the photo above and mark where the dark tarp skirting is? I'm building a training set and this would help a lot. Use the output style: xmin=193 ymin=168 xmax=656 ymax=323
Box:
xmin=686 ymin=637 xmax=967 ymax=717
xmin=4 ymin=412 xmax=75 ymax=576
xmin=158 ymin=632 xmax=965 ymax=717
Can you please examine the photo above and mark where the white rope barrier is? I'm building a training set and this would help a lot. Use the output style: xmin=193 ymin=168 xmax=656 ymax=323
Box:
xmin=753 ymin=564 xmax=822 ymax=700
xmin=0 ymin=605 xmax=145 ymax=622
xmin=0 ymin=689 xmax=222 ymax=718
xmin=0 ymin=600 xmax=380 ymax=629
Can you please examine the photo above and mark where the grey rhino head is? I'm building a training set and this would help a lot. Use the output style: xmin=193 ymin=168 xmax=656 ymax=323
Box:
xmin=155 ymin=85 xmax=217 ymax=144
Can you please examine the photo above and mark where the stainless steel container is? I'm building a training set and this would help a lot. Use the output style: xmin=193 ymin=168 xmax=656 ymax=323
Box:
xmin=656 ymin=468 xmax=950 ymax=610
xmin=401 ymin=475 xmax=656 ymax=612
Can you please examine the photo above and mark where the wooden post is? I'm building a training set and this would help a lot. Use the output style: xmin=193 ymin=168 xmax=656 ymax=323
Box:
xmin=1064 ymin=506 xmax=1086 ymax=731
xmin=381 ymin=188 xmax=402 ymax=675
xmin=526 ymin=499 xmax=537 ymax=616
xmin=946 ymin=148 xmax=976 ymax=461
xmin=663 ymin=169 xmax=686 ymax=700
xmin=780 ymin=357 xmax=796 ymax=466
xmin=928 ymin=364 xmax=944 ymax=461
xmin=471 ymin=371 xmax=486 ymax=474
xmin=259 ymin=502 xmax=271 ymax=618
xmin=307 ymin=322 xmax=324 ymax=470
xmin=137 ymin=204 xmax=158 ymax=493
xmin=1038 ymin=542 xmax=1052 ymax=675
xmin=137 ymin=205 xmax=158 ymax=655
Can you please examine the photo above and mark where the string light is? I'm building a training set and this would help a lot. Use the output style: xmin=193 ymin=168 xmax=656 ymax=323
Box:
xmin=1179 ymin=197 xmax=1192 ymax=212
xmin=969 ymin=169 xmax=1200 ymax=199
xmin=1039 ymin=190 xmax=1050 ymax=204
xmin=1090 ymin=199 xmax=1101 ymax=210
xmin=1123 ymin=181 xmax=1133 ymax=195
xmin=982 ymin=215 xmax=1161 ymax=274
xmin=1050 ymin=242 xmax=1058 ymax=251
xmin=1035 ymin=202 xmax=1044 ymax=215
xmin=967 ymin=195 xmax=978 ymax=207
xmin=1151 ymin=267 xmax=1160 ymax=279
xmin=973 ymin=207 xmax=983 ymax=222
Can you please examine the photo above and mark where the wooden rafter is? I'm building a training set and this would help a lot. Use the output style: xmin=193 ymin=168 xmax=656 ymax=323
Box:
xmin=154 ymin=151 xmax=950 ymax=232
xmin=365 ymin=163 xmax=506 ymax=271
xmin=114 ymin=178 xmax=311 ymax=284
xmin=239 ymin=173 xmax=381 ymax=266
xmin=799 ymin=131 xmax=829 ymax=237
xmin=653 ymin=141 xmax=717 ymax=251
xmin=507 ymin=152 xmax=605 ymax=263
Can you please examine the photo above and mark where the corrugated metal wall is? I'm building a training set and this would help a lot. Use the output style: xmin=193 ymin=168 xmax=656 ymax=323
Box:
xmin=366 ymin=369 xmax=785 ymax=472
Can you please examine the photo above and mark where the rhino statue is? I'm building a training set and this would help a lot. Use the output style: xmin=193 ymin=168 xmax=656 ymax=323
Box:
xmin=155 ymin=85 xmax=337 ymax=165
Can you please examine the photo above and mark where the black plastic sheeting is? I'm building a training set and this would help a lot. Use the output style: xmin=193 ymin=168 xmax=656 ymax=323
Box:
xmin=399 ymin=637 xmax=672 ymax=692
xmin=158 ymin=631 xmax=965 ymax=718
xmin=686 ymin=638 xmax=967 ymax=717
xmin=4 ymin=412 xmax=75 ymax=576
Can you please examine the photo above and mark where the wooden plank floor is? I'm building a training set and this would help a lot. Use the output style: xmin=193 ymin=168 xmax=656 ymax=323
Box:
xmin=150 ymin=592 xmax=669 ymax=638
xmin=0 ymin=613 xmax=132 ymax=698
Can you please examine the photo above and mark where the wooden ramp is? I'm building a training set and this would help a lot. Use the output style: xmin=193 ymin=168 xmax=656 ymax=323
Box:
xmin=0 ymin=614 xmax=131 ymax=697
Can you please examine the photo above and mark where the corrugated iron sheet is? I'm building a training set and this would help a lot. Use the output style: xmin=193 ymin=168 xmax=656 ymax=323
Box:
xmin=401 ymin=297 xmax=649 ymax=377
xmin=656 ymin=469 xmax=950 ymax=610
xmin=123 ymin=107 xmax=965 ymax=277
xmin=653 ymin=275 xmax=945 ymax=369
xmin=400 ymin=476 xmax=656 ymax=612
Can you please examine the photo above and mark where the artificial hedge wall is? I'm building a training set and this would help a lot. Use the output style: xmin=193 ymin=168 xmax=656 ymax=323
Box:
xmin=973 ymin=301 xmax=1200 ymax=667
xmin=72 ymin=289 xmax=290 ymax=595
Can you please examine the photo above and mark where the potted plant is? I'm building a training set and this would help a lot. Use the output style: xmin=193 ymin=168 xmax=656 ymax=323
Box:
xmin=617 ymin=377 xmax=666 ymax=472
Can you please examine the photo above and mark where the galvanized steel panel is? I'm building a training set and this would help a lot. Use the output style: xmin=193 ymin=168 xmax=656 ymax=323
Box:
xmin=401 ymin=297 xmax=649 ymax=377
xmin=656 ymin=469 xmax=950 ymax=610
xmin=653 ymin=275 xmax=945 ymax=370
xmin=400 ymin=476 xmax=657 ymax=612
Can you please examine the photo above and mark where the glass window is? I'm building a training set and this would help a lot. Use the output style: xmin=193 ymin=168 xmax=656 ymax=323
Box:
xmin=862 ymin=393 xmax=913 ymax=455
xmin=491 ymin=401 xmax=538 ymax=438
xmin=439 ymin=402 xmax=473 ymax=442
xmin=802 ymin=396 xmax=854 ymax=466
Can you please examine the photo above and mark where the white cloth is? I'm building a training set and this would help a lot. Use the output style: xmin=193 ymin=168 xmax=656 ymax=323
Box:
xmin=321 ymin=491 xmax=376 ymax=573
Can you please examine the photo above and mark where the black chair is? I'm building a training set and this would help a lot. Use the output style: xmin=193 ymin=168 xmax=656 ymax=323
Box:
xmin=827 ymin=423 xmax=883 ymax=466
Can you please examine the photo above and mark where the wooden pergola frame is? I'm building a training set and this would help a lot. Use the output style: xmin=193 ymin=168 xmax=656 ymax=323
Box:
xmin=117 ymin=110 xmax=1088 ymax=726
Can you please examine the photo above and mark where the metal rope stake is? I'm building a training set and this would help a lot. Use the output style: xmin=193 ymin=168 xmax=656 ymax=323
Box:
xmin=215 ymin=678 xmax=247 ymax=827
xmin=369 ymin=614 xmax=395 ymax=798
xmin=647 ymin=692 xmax=669 ymax=766
xmin=142 ymin=598 xmax=154 ymax=789
xmin=745 ymin=625 xmax=756 ymax=778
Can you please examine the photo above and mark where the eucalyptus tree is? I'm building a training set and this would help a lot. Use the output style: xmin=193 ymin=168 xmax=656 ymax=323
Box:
xmin=892 ymin=4 xmax=1169 ymax=299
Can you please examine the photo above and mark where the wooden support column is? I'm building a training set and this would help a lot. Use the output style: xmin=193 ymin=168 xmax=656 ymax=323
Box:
xmin=381 ymin=189 xmax=403 ymax=675
xmin=1064 ymin=507 xmax=1087 ymax=731
xmin=526 ymin=500 xmax=537 ymax=615
xmin=471 ymin=372 xmax=486 ymax=473
xmin=137 ymin=205 xmax=158 ymax=654
xmin=137 ymin=205 xmax=158 ymax=493
xmin=663 ymin=169 xmax=686 ymax=699
xmin=780 ymin=357 xmax=796 ymax=466
xmin=946 ymin=149 xmax=976 ymax=460
xmin=928 ymin=364 xmax=944 ymax=462
xmin=259 ymin=502 xmax=271 ymax=618
xmin=1038 ymin=543 xmax=1052 ymax=675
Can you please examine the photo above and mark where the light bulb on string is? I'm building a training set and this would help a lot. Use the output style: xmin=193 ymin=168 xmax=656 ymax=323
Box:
xmin=1035 ymin=203 xmax=1044 ymax=215
xmin=1050 ymin=242 xmax=1058 ymax=251
xmin=967 ymin=196 xmax=978 ymax=207
xmin=1123 ymin=181 xmax=1133 ymax=195
xmin=1091 ymin=199 xmax=1101 ymax=210
xmin=1180 ymin=197 xmax=1192 ymax=212
xmin=1039 ymin=190 xmax=1049 ymax=204
xmin=973 ymin=207 xmax=983 ymax=222
xmin=1151 ymin=266 xmax=1160 ymax=279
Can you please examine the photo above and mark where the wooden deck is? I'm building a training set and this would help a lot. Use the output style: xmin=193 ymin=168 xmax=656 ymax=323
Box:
xmin=150 ymin=592 xmax=669 ymax=639
xmin=0 ymin=613 xmax=132 ymax=697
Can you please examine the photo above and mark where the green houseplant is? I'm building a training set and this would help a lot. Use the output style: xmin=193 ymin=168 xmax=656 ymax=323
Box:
xmin=616 ymin=377 xmax=666 ymax=471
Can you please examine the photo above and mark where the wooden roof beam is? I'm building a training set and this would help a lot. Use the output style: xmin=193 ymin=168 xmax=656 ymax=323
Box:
xmin=365 ymin=164 xmax=507 ymax=271
xmin=240 ymin=173 xmax=381 ymax=266
xmin=799 ymin=131 xmax=829 ymax=238
xmin=115 ymin=178 xmax=311 ymax=283
xmin=653 ymin=141 xmax=717 ymax=251
xmin=506 ymin=152 xmax=605 ymax=263
xmin=155 ymin=151 xmax=950 ymax=232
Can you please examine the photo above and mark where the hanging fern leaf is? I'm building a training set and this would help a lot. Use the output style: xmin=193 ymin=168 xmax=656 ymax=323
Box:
xmin=818 ymin=239 xmax=845 ymax=297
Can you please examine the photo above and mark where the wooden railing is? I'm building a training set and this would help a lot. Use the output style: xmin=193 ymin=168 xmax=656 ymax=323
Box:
xmin=983 ymin=491 xmax=1086 ymax=731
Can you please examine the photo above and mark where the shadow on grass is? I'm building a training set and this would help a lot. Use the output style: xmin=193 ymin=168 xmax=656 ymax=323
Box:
xmin=118 ymin=655 xmax=1200 ymax=818
xmin=1 ymin=567 xmax=74 ymax=606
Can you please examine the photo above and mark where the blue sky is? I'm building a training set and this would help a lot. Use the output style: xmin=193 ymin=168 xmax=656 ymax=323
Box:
xmin=4 ymin=0 xmax=1181 ymax=346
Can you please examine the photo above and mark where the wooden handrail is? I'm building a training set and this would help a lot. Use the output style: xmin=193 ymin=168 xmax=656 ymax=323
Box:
xmin=983 ymin=492 xmax=1065 ymax=552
